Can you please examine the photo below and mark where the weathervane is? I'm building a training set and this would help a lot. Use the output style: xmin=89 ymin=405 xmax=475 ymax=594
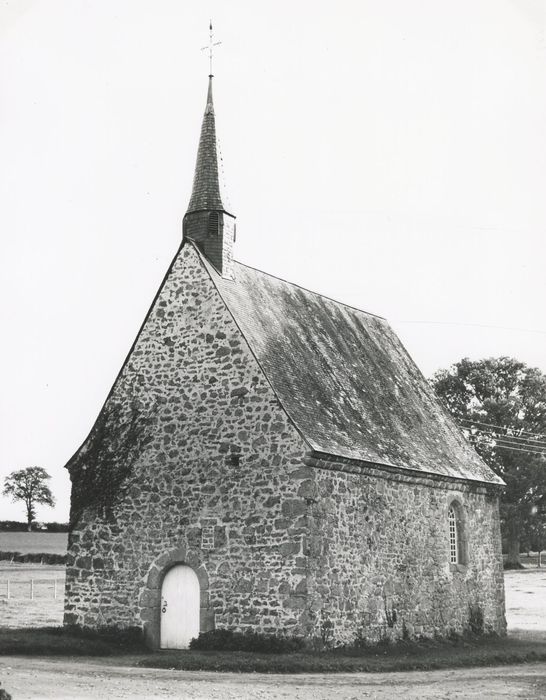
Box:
xmin=201 ymin=21 xmax=221 ymax=77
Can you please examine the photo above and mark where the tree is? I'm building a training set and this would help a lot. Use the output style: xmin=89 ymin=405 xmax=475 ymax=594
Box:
xmin=2 ymin=467 xmax=55 ymax=531
xmin=431 ymin=357 xmax=546 ymax=568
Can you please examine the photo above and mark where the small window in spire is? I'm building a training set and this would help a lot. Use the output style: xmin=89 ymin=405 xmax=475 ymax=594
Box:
xmin=208 ymin=211 xmax=219 ymax=237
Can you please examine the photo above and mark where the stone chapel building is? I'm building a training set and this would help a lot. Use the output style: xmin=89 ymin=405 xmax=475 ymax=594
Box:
xmin=64 ymin=74 xmax=506 ymax=649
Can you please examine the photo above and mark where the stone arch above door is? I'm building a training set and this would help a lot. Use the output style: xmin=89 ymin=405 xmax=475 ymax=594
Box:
xmin=139 ymin=545 xmax=213 ymax=649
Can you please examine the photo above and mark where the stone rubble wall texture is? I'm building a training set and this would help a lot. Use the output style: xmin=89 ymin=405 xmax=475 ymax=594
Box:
xmin=64 ymin=243 xmax=506 ymax=645
xmin=303 ymin=457 xmax=505 ymax=642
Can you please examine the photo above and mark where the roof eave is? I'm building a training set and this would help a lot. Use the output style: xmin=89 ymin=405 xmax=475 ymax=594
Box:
xmin=306 ymin=449 xmax=506 ymax=489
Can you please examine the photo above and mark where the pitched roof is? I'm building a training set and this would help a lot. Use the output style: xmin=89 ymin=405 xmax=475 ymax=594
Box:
xmin=186 ymin=77 xmax=225 ymax=213
xmin=195 ymin=244 xmax=502 ymax=485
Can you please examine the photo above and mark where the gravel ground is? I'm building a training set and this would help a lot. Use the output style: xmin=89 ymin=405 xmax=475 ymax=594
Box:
xmin=1 ymin=656 xmax=546 ymax=700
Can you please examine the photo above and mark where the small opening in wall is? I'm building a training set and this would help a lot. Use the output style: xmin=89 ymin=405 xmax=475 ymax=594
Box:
xmin=208 ymin=211 xmax=219 ymax=236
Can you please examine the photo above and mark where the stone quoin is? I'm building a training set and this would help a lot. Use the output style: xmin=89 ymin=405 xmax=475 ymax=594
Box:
xmin=63 ymin=68 xmax=506 ymax=648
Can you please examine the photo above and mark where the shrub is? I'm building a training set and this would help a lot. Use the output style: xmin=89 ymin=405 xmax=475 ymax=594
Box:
xmin=0 ymin=551 xmax=67 ymax=565
xmin=61 ymin=625 xmax=145 ymax=650
xmin=468 ymin=605 xmax=485 ymax=636
xmin=0 ymin=520 xmax=68 ymax=532
xmin=45 ymin=522 xmax=69 ymax=533
xmin=401 ymin=621 xmax=410 ymax=641
xmin=503 ymin=560 xmax=525 ymax=570
xmin=0 ymin=626 xmax=146 ymax=656
xmin=189 ymin=629 xmax=305 ymax=654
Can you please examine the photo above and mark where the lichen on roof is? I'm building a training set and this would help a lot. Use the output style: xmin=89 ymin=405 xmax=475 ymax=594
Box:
xmin=195 ymin=243 xmax=503 ymax=486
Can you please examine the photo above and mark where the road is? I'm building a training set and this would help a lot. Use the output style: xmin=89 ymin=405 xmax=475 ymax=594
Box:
xmin=1 ymin=656 xmax=546 ymax=700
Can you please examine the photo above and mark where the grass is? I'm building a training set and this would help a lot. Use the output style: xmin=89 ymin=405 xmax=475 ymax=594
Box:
xmin=0 ymin=533 xmax=68 ymax=556
xmin=142 ymin=635 xmax=546 ymax=673
xmin=1 ymin=627 xmax=545 ymax=673
xmin=0 ymin=627 xmax=143 ymax=657
xmin=0 ymin=563 xmax=66 ymax=629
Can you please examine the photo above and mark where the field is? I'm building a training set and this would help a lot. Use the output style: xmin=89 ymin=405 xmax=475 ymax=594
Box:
xmin=0 ymin=533 xmax=67 ymax=628
xmin=0 ymin=563 xmax=65 ymax=627
xmin=0 ymin=532 xmax=68 ymax=555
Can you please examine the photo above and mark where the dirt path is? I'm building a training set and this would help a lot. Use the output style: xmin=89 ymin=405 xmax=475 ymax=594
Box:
xmin=1 ymin=657 xmax=546 ymax=700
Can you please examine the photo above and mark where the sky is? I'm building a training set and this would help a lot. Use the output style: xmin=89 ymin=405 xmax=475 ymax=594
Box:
xmin=1 ymin=0 xmax=545 ymax=523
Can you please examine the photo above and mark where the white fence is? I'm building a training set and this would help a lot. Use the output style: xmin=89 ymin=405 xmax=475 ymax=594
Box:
xmin=0 ymin=578 xmax=65 ymax=600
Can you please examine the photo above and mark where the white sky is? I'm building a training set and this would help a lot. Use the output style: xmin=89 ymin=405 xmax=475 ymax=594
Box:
xmin=1 ymin=0 xmax=545 ymax=523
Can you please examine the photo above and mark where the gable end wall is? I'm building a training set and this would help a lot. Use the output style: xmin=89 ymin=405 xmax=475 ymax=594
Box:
xmin=64 ymin=244 xmax=505 ymax=645
xmin=64 ymin=244 xmax=314 ymax=642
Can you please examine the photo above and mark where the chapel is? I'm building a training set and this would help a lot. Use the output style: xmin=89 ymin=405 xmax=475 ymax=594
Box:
xmin=63 ymin=69 xmax=506 ymax=649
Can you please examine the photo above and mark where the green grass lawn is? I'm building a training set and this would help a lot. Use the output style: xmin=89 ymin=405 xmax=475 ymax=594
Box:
xmin=1 ymin=628 xmax=545 ymax=673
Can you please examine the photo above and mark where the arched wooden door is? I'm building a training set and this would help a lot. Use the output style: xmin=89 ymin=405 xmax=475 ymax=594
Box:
xmin=160 ymin=564 xmax=200 ymax=649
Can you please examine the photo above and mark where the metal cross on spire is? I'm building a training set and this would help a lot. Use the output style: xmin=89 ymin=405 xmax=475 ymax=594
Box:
xmin=201 ymin=21 xmax=222 ymax=77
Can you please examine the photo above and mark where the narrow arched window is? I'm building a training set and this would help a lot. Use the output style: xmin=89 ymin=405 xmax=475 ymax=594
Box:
xmin=448 ymin=505 xmax=458 ymax=564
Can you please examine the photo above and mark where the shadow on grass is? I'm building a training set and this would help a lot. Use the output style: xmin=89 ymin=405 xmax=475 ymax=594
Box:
xmin=0 ymin=626 xmax=144 ymax=657
xmin=1 ymin=627 xmax=546 ymax=673
xmin=146 ymin=636 xmax=546 ymax=673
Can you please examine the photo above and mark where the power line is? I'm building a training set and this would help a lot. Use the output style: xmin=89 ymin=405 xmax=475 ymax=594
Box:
xmin=457 ymin=417 xmax=546 ymax=440
xmin=493 ymin=440 xmax=545 ymax=453
xmin=490 ymin=435 xmax=546 ymax=448
xmin=455 ymin=421 xmax=546 ymax=457
xmin=465 ymin=439 xmax=546 ymax=457
xmin=468 ymin=437 xmax=546 ymax=454
xmin=459 ymin=427 xmax=546 ymax=448
xmin=396 ymin=320 xmax=546 ymax=335
xmin=492 ymin=443 xmax=546 ymax=457
xmin=458 ymin=429 xmax=546 ymax=456
xmin=458 ymin=427 xmax=546 ymax=452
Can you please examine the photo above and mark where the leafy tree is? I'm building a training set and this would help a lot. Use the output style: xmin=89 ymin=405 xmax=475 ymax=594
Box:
xmin=431 ymin=357 xmax=546 ymax=568
xmin=2 ymin=467 xmax=55 ymax=531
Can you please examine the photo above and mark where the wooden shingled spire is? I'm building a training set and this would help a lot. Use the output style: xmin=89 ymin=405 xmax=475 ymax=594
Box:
xmin=186 ymin=76 xmax=225 ymax=214
xmin=183 ymin=25 xmax=236 ymax=278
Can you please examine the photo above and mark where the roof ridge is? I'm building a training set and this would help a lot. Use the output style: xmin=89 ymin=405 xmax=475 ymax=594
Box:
xmin=231 ymin=258 xmax=388 ymax=322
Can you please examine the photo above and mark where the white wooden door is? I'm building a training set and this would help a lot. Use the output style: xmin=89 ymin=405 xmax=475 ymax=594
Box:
xmin=160 ymin=564 xmax=200 ymax=649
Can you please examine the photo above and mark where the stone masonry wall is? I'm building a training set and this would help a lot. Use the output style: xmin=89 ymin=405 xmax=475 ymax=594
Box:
xmin=65 ymin=243 xmax=314 ymax=644
xmin=303 ymin=456 xmax=506 ymax=643
xmin=65 ymin=242 xmax=505 ymax=646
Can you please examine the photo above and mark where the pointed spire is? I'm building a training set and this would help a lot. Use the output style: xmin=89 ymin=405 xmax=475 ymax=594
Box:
xmin=186 ymin=76 xmax=224 ymax=213
xmin=183 ymin=31 xmax=236 ymax=279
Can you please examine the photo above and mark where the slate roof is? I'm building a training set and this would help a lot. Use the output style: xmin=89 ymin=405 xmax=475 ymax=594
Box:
xmin=195 ymin=244 xmax=503 ymax=485
xmin=186 ymin=77 xmax=225 ymax=213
